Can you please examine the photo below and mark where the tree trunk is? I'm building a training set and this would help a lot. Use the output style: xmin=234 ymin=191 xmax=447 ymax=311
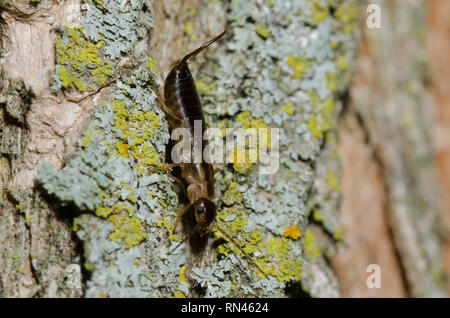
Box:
xmin=4 ymin=0 xmax=446 ymax=299
xmin=332 ymin=0 xmax=448 ymax=297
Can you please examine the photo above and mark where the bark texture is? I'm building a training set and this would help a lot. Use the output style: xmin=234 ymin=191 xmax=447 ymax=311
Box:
xmin=333 ymin=0 xmax=448 ymax=297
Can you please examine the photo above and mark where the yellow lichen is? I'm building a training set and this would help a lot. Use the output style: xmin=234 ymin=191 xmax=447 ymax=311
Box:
xmin=196 ymin=78 xmax=217 ymax=96
xmin=307 ymin=91 xmax=335 ymax=138
xmin=333 ymin=227 xmax=343 ymax=241
xmin=336 ymin=55 xmax=348 ymax=71
xmin=286 ymin=55 xmax=309 ymax=79
xmin=222 ymin=182 xmax=243 ymax=205
xmin=312 ymin=209 xmax=325 ymax=222
xmin=255 ymin=24 xmax=270 ymax=39
xmin=96 ymin=202 xmax=133 ymax=218
xmin=146 ymin=57 xmax=157 ymax=71
xmin=311 ymin=0 xmax=329 ymax=22
xmin=109 ymin=215 xmax=147 ymax=248
xmin=55 ymin=26 xmax=112 ymax=91
xmin=116 ymin=142 xmax=130 ymax=158
xmin=281 ymin=102 xmax=295 ymax=116
xmin=326 ymin=170 xmax=341 ymax=193
xmin=215 ymin=206 xmax=302 ymax=282
xmin=303 ymin=230 xmax=321 ymax=258
xmin=112 ymin=98 xmax=161 ymax=173
xmin=325 ymin=72 xmax=339 ymax=92
xmin=335 ymin=1 xmax=358 ymax=33
xmin=84 ymin=262 xmax=94 ymax=271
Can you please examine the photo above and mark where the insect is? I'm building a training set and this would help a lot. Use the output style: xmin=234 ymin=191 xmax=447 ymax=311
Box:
xmin=152 ymin=30 xmax=268 ymax=279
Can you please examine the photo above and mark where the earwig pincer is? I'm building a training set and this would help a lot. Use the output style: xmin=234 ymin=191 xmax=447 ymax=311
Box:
xmin=152 ymin=30 xmax=268 ymax=278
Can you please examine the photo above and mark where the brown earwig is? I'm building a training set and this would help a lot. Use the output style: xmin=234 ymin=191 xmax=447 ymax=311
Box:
xmin=152 ymin=31 xmax=268 ymax=279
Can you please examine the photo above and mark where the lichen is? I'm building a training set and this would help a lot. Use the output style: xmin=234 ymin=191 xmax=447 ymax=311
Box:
xmin=303 ymin=230 xmax=321 ymax=258
xmin=109 ymin=214 xmax=148 ymax=248
xmin=37 ymin=0 xmax=359 ymax=298
xmin=55 ymin=26 xmax=112 ymax=92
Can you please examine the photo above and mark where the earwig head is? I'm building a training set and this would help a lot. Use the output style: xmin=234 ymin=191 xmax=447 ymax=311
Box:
xmin=194 ymin=198 xmax=216 ymax=234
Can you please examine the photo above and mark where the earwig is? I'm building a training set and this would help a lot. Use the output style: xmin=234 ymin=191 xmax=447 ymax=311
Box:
xmin=152 ymin=30 xmax=268 ymax=279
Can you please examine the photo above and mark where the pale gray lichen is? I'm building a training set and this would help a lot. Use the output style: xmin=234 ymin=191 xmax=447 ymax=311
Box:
xmin=187 ymin=0 xmax=358 ymax=297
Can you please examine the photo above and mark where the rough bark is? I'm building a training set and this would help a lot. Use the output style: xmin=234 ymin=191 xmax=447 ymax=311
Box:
xmin=333 ymin=0 xmax=447 ymax=297
xmin=427 ymin=0 xmax=450 ymax=295
xmin=1 ymin=0 xmax=359 ymax=297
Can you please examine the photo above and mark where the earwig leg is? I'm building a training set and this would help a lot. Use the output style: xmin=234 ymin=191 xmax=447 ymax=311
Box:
xmin=148 ymin=163 xmax=179 ymax=174
xmin=150 ymin=85 xmax=184 ymax=123
xmin=174 ymin=202 xmax=194 ymax=230
xmin=170 ymin=175 xmax=188 ymax=197
xmin=212 ymin=221 xmax=269 ymax=280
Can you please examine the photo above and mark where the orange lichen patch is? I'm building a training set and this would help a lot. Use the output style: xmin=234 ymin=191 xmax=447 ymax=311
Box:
xmin=283 ymin=224 xmax=302 ymax=240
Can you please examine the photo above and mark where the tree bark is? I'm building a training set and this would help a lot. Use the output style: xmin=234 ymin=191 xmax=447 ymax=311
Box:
xmin=6 ymin=0 xmax=432 ymax=298
xmin=332 ymin=0 xmax=448 ymax=297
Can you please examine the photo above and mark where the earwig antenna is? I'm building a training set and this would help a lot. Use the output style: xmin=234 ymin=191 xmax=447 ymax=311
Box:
xmin=177 ymin=30 xmax=226 ymax=68
xmin=211 ymin=221 xmax=269 ymax=280
xmin=168 ymin=237 xmax=187 ymax=255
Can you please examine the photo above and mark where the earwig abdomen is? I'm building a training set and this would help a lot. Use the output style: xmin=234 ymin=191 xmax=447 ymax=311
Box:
xmin=162 ymin=32 xmax=226 ymax=233
xmin=164 ymin=66 xmax=205 ymax=132
xmin=164 ymin=63 xmax=215 ymax=203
